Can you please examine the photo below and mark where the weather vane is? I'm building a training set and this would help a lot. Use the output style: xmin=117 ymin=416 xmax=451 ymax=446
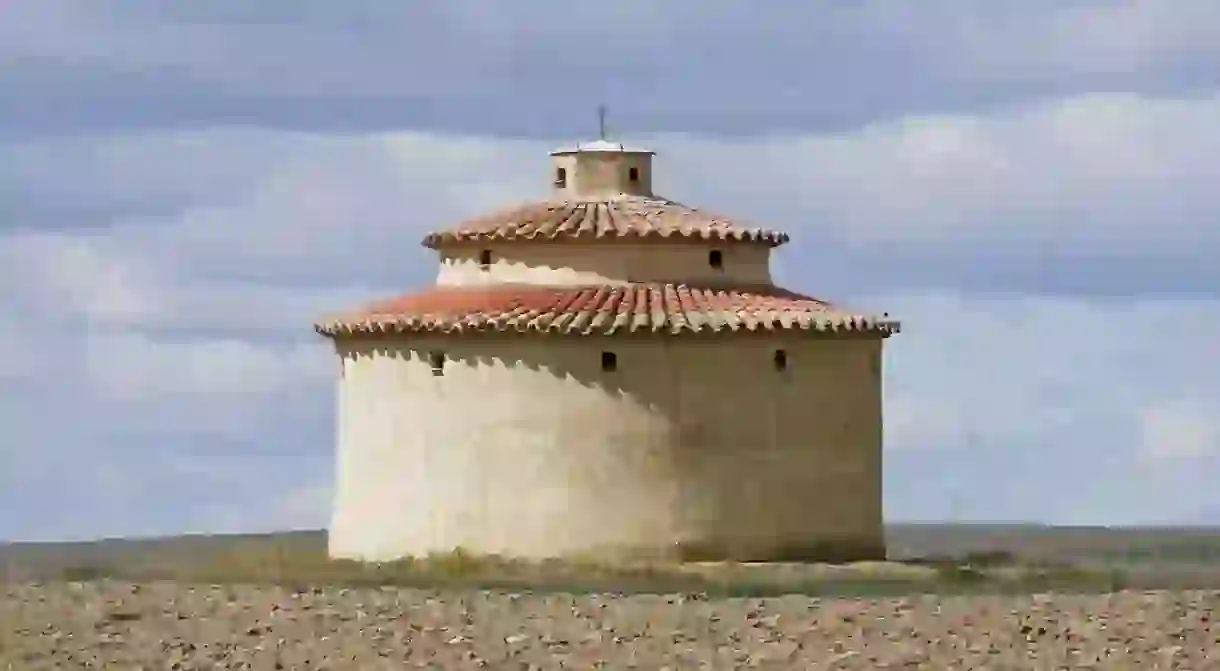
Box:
xmin=597 ymin=105 xmax=608 ymax=140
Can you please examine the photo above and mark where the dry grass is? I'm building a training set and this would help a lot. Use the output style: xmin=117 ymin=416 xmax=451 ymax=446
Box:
xmin=38 ymin=539 xmax=1139 ymax=598
xmin=11 ymin=526 xmax=1220 ymax=596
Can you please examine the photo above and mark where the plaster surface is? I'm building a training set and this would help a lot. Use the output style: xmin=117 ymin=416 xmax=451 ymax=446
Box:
xmin=435 ymin=242 xmax=772 ymax=287
xmin=549 ymin=148 xmax=654 ymax=199
xmin=327 ymin=333 xmax=884 ymax=562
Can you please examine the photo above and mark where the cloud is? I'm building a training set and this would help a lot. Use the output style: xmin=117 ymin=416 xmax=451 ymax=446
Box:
xmin=165 ymin=457 xmax=334 ymax=536
xmin=878 ymin=292 xmax=1220 ymax=524
xmin=5 ymin=2 xmax=1220 ymax=137
xmin=1139 ymin=400 xmax=1220 ymax=461
xmin=84 ymin=334 xmax=330 ymax=400
xmin=881 ymin=292 xmax=1220 ymax=457
xmin=7 ymin=92 xmax=1220 ymax=294
xmin=668 ymin=93 xmax=1220 ymax=258
xmin=0 ymin=129 xmax=285 ymax=226
xmin=0 ymin=232 xmax=161 ymax=326
xmin=3 ymin=90 xmax=1220 ymax=538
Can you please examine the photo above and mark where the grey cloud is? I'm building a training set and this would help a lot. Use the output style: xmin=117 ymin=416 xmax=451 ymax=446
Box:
xmin=5 ymin=93 xmax=1218 ymax=299
xmin=5 ymin=2 xmax=1220 ymax=137
xmin=0 ymin=129 xmax=336 ymax=229
xmin=879 ymin=292 xmax=1220 ymax=524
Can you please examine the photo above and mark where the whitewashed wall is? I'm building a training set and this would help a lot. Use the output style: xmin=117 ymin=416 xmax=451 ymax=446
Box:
xmin=435 ymin=242 xmax=773 ymax=287
xmin=327 ymin=333 xmax=884 ymax=562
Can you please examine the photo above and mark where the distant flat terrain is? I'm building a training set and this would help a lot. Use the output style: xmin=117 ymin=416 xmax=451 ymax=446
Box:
xmin=5 ymin=524 xmax=1220 ymax=585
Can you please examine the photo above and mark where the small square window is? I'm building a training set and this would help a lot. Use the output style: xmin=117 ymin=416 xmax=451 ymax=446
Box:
xmin=628 ymin=167 xmax=639 ymax=182
xmin=429 ymin=351 xmax=446 ymax=376
xmin=708 ymin=249 xmax=724 ymax=269
xmin=773 ymin=349 xmax=788 ymax=372
xmin=478 ymin=249 xmax=492 ymax=269
xmin=601 ymin=351 xmax=617 ymax=372
xmin=555 ymin=167 xmax=567 ymax=187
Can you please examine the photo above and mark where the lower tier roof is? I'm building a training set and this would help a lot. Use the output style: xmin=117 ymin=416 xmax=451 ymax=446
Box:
xmin=315 ymin=283 xmax=899 ymax=338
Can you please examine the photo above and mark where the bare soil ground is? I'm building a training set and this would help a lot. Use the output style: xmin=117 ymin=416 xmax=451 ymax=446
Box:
xmin=6 ymin=581 xmax=1220 ymax=668
xmin=4 ymin=526 xmax=1220 ymax=668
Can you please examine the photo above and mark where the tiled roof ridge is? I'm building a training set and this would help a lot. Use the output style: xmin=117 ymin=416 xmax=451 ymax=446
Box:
xmin=315 ymin=282 xmax=898 ymax=338
xmin=420 ymin=194 xmax=790 ymax=249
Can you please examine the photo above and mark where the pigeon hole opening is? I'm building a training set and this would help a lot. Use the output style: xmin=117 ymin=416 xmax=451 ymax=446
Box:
xmin=773 ymin=349 xmax=788 ymax=372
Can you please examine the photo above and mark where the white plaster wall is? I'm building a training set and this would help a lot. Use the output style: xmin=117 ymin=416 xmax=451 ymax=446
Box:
xmin=328 ymin=334 xmax=884 ymax=562
xmin=435 ymin=242 xmax=773 ymax=287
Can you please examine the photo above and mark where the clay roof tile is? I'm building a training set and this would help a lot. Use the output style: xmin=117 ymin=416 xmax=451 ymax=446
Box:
xmin=315 ymin=283 xmax=899 ymax=338
xmin=420 ymin=196 xmax=789 ymax=249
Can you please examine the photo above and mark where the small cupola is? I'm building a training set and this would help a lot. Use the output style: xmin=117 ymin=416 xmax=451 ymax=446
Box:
xmin=550 ymin=107 xmax=654 ymax=199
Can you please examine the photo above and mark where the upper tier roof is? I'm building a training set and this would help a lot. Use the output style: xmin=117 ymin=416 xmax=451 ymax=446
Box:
xmin=421 ymin=196 xmax=790 ymax=249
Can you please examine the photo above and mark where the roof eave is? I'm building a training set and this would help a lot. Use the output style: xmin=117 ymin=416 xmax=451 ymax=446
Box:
xmin=419 ymin=231 xmax=791 ymax=250
xmin=548 ymin=147 xmax=656 ymax=156
xmin=315 ymin=318 xmax=900 ymax=339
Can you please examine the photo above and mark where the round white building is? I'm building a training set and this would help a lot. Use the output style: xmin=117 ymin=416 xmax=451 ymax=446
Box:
xmin=316 ymin=138 xmax=901 ymax=563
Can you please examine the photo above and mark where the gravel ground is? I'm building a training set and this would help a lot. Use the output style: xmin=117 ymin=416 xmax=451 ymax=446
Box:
xmin=4 ymin=582 xmax=1220 ymax=669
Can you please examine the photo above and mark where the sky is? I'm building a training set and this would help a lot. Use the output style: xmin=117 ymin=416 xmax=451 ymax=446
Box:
xmin=3 ymin=1 xmax=1220 ymax=541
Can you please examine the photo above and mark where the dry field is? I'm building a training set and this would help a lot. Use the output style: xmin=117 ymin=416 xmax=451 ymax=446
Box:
xmin=4 ymin=526 xmax=1220 ymax=668
xmin=5 ymin=581 xmax=1220 ymax=668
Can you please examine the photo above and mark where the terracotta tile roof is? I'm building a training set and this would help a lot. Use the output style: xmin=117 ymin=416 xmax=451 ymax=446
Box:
xmin=420 ymin=196 xmax=790 ymax=249
xmin=315 ymin=283 xmax=898 ymax=337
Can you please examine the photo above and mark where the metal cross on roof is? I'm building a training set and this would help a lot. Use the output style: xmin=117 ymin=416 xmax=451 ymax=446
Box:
xmin=597 ymin=105 xmax=608 ymax=140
